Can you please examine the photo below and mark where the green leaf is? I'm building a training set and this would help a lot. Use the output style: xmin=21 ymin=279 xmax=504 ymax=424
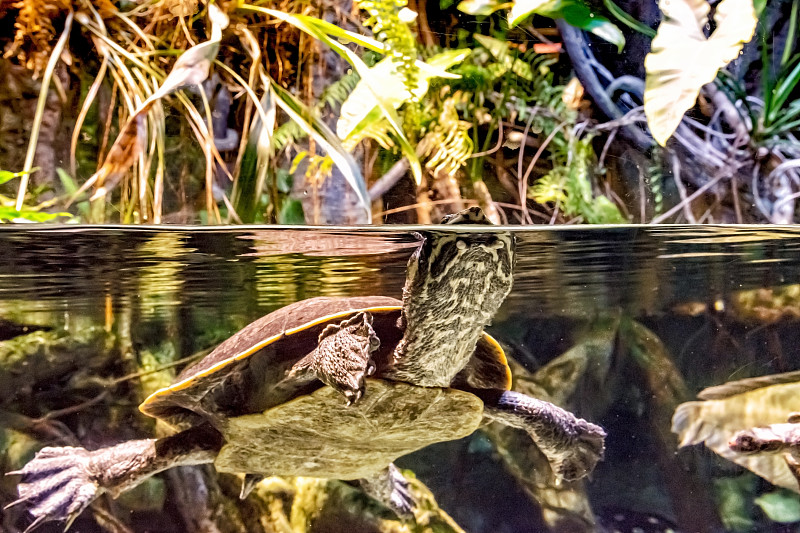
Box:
xmin=508 ymin=0 xmax=625 ymax=51
xmin=278 ymin=199 xmax=305 ymax=224
xmin=0 ymin=206 xmax=72 ymax=223
xmin=0 ymin=171 xmax=19 ymax=185
xmin=0 ymin=169 xmax=37 ymax=186
xmin=473 ymin=34 xmax=534 ymax=80
xmin=337 ymin=50 xmax=469 ymax=141
xmin=755 ymin=490 xmax=800 ymax=523
xmin=714 ymin=477 xmax=757 ymax=532
xmin=276 ymin=168 xmax=293 ymax=194
xmin=644 ymin=0 xmax=757 ymax=145
xmin=55 ymin=168 xmax=77 ymax=194
xmin=769 ymin=58 xmax=800 ymax=124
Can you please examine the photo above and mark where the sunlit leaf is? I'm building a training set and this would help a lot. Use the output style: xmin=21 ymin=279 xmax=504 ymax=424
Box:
xmin=0 ymin=206 xmax=72 ymax=223
xmin=0 ymin=169 xmax=35 ymax=186
xmin=644 ymin=0 xmax=757 ymax=145
xmin=249 ymin=6 xmax=423 ymax=186
xmin=508 ymin=0 xmax=625 ymax=51
xmin=457 ymin=0 xmax=508 ymax=16
xmin=337 ymin=50 xmax=469 ymax=140
xmin=755 ymin=490 xmax=800 ymax=523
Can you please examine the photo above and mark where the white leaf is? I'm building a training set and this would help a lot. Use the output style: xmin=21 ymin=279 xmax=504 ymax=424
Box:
xmin=644 ymin=0 xmax=757 ymax=145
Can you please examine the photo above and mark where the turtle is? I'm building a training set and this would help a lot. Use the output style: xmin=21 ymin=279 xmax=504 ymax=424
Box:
xmin=8 ymin=207 xmax=606 ymax=531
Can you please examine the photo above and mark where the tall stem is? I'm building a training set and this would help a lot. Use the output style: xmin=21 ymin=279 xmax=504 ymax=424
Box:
xmin=16 ymin=11 xmax=74 ymax=211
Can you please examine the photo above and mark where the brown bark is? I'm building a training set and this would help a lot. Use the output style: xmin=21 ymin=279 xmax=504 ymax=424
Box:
xmin=0 ymin=60 xmax=71 ymax=196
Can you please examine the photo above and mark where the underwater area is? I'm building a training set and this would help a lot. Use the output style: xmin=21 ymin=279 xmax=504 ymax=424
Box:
xmin=1 ymin=224 xmax=800 ymax=532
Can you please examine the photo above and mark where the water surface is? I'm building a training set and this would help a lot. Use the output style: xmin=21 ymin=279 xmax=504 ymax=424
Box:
xmin=2 ymin=224 xmax=800 ymax=532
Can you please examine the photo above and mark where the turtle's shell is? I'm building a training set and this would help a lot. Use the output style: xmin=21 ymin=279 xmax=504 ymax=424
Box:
xmin=139 ymin=296 xmax=511 ymax=479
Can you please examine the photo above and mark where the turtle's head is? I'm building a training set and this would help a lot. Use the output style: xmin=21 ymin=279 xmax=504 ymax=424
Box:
xmin=406 ymin=207 xmax=515 ymax=298
xmin=440 ymin=206 xmax=494 ymax=225
xmin=393 ymin=207 xmax=515 ymax=386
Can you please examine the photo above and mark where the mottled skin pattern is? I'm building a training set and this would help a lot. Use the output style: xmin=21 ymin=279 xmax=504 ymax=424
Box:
xmin=389 ymin=208 xmax=514 ymax=386
xmin=480 ymin=390 xmax=606 ymax=481
xmin=287 ymin=312 xmax=379 ymax=404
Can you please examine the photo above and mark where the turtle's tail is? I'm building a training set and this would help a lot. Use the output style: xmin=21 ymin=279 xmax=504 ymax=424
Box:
xmin=7 ymin=425 xmax=221 ymax=531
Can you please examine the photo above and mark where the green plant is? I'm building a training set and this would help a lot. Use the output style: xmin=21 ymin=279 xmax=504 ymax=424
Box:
xmin=357 ymin=0 xmax=420 ymax=95
xmin=0 ymin=169 xmax=72 ymax=223
xmin=721 ymin=0 xmax=800 ymax=142
xmin=528 ymin=135 xmax=625 ymax=223
xmin=457 ymin=0 xmax=625 ymax=51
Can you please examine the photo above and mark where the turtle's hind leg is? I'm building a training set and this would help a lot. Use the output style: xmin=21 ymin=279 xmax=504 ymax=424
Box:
xmin=287 ymin=312 xmax=380 ymax=405
xmin=482 ymin=390 xmax=606 ymax=481
xmin=7 ymin=424 xmax=221 ymax=531
xmin=357 ymin=463 xmax=415 ymax=518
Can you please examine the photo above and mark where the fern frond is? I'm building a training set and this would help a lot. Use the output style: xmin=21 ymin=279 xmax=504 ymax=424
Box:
xmin=418 ymin=96 xmax=473 ymax=176
xmin=357 ymin=0 xmax=419 ymax=96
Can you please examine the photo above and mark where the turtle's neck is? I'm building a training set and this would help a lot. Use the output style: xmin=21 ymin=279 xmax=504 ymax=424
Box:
xmin=388 ymin=230 xmax=514 ymax=387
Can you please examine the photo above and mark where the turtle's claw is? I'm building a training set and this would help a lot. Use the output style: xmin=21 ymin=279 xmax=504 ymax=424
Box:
xmin=358 ymin=463 xmax=417 ymax=520
xmin=554 ymin=421 xmax=606 ymax=481
xmin=344 ymin=386 xmax=364 ymax=406
xmin=240 ymin=473 xmax=264 ymax=499
xmin=8 ymin=446 xmax=100 ymax=532
xmin=387 ymin=473 xmax=415 ymax=519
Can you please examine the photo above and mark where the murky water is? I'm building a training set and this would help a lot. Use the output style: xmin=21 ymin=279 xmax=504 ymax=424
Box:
xmin=3 ymin=224 xmax=800 ymax=532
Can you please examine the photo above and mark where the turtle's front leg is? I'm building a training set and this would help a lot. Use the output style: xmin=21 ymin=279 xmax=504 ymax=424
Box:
xmin=287 ymin=312 xmax=380 ymax=405
xmin=7 ymin=424 xmax=221 ymax=531
xmin=481 ymin=390 xmax=606 ymax=481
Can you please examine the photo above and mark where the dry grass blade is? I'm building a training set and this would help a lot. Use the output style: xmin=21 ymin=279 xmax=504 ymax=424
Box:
xmin=68 ymin=4 xmax=229 ymax=209
xmin=15 ymin=10 xmax=74 ymax=211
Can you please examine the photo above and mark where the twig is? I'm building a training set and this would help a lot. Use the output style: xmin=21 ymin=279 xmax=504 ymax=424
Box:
xmin=376 ymin=198 xmax=480 ymax=217
xmin=369 ymin=158 xmax=410 ymax=201
xmin=40 ymin=391 xmax=109 ymax=421
xmin=731 ymin=175 xmax=743 ymax=223
xmin=598 ymin=128 xmax=617 ymax=168
xmin=589 ymin=107 xmax=647 ymax=132
xmin=651 ymin=171 xmax=727 ymax=224
xmin=670 ymin=153 xmax=697 ymax=223
xmin=469 ymin=120 xmax=504 ymax=159
xmin=517 ymin=112 xmax=536 ymax=224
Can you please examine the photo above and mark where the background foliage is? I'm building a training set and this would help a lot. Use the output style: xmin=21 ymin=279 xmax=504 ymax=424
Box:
xmin=0 ymin=0 xmax=798 ymax=224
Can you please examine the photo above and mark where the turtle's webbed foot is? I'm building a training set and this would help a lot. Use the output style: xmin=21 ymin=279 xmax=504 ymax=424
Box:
xmin=7 ymin=446 xmax=100 ymax=531
xmin=483 ymin=390 xmax=606 ymax=481
xmin=549 ymin=418 xmax=606 ymax=481
xmin=288 ymin=312 xmax=380 ymax=405
xmin=358 ymin=464 xmax=416 ymax=519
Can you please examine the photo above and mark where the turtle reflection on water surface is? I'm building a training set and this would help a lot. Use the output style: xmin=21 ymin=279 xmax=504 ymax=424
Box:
xmin=9 ymin=207 xmax=606 ymax=531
